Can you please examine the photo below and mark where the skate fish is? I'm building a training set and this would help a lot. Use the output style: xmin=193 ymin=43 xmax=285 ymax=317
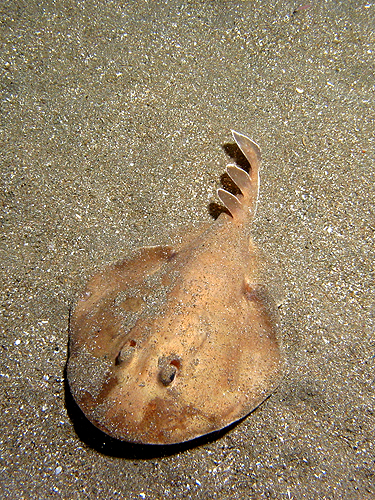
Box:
xmin=67 ymin=131 xmax=283 ymax=445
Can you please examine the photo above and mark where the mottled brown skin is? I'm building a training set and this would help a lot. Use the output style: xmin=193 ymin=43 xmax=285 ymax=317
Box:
xmin=67 ymin=131 xmax=283 ymax=445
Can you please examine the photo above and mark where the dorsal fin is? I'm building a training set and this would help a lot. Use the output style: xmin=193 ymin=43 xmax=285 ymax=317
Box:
xmin=217 ymin=188 xmax=243 ymax=219
xmin=232 ymin=130 xmax=261 ymax=177
xmin=217 ymin=131 xmax=261 ymax=220
xmin=226 ymin=164 xmax=252 ymax=199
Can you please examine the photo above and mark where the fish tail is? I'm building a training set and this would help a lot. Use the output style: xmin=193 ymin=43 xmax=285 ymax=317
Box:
xmin=217 ymin=131 xmax=261 ymax=220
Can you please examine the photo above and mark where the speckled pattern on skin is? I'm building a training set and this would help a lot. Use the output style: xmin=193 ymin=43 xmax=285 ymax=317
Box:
xmin=1 ymin=1 xmax=374 ymax=499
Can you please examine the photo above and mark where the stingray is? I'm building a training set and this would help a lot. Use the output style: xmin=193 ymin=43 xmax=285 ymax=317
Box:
xmin=67 ymin=131 xmax=283 ymax=445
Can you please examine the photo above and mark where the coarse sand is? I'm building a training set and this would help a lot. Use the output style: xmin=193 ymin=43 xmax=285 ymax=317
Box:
xmin=1 ymin=1 xmax=374 ymax=499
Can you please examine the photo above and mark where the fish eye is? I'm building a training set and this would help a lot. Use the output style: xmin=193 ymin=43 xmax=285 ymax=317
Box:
xmin=115 ymin=339 xmax=137 ymax=365
xmin=159 ymin=364 xmax=177 ymax=386
xmin=158 ymin=356 xmax=181 ymax=386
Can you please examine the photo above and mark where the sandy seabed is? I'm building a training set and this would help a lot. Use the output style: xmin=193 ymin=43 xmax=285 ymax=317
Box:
xmin=1 ymin=1 xmax=374 ymax=499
